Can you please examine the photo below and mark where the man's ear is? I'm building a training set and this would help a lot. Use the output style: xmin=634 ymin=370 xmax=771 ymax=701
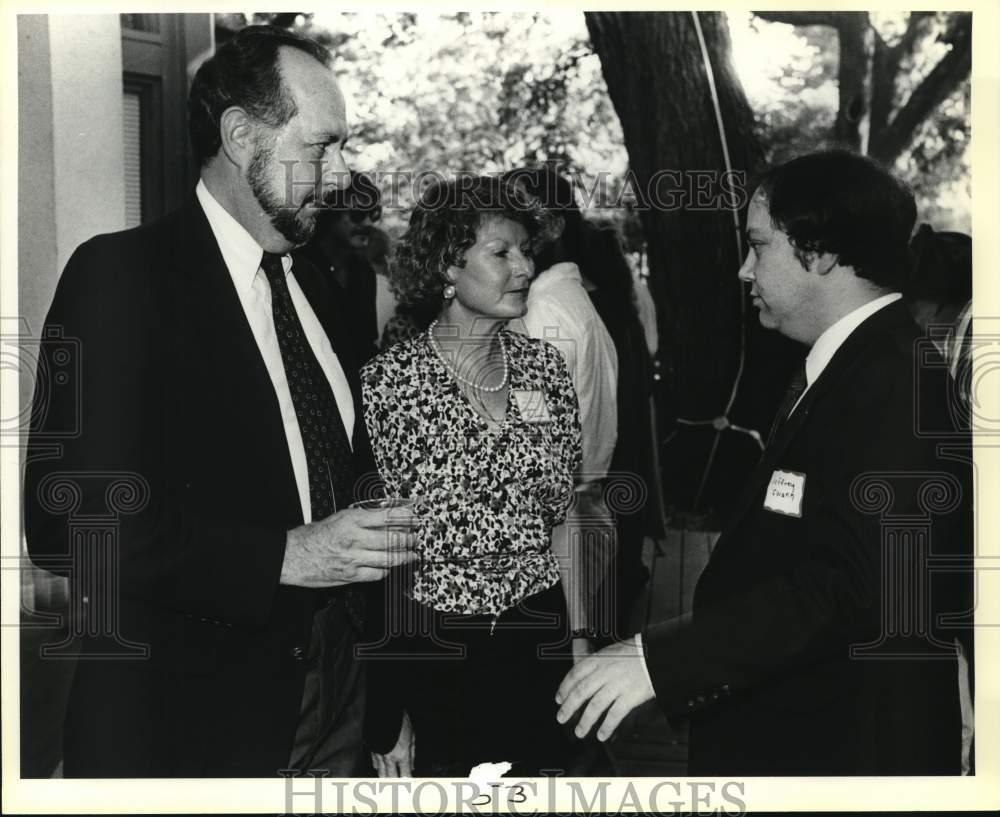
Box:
xmin=218 ymin=106 xmax=256 ymax=169
xmin=811 ymin=251 xmax=839 ymax=276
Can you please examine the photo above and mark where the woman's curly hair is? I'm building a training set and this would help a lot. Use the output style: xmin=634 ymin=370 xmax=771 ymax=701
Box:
xmin=390 ymin=175 xmax=559 ymax=314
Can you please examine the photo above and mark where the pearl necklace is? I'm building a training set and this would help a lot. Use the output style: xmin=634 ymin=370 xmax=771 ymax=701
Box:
xmin=427 ymin=319 xmax=510 ymax=392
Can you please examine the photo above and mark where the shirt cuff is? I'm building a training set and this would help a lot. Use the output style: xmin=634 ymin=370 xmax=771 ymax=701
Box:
xmin=634 ymin=632 xmax=655 ymax=692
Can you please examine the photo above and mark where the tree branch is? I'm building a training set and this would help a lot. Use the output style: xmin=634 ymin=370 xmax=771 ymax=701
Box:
xmin=870 ymin=12 xmax=935 ymax=138
xmin=870 ymin=12 xmax=971 ymax=163
xmin=755 ymin=11 xmax=873 ymax=150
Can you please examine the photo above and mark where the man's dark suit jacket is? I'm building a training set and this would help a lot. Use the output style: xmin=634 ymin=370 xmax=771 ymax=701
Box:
xmin=24 ymin=196 xmax=375 ymax=777
xmin=643 ymin=299 xmax=972 ymax=775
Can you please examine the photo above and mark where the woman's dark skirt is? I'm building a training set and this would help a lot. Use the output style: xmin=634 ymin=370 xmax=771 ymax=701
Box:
xmin=363 ymin=581 xmax=576 ymax=777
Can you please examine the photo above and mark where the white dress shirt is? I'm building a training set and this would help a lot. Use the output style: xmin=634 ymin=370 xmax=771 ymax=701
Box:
xmin=513 ymin=262 xmax=619 ymax=483
xmin=948 ymin=299 xmax=973 ymax=379
xmin=196 ymin=180 xmax=355 ymax=523
xmin=792 ymin=292 xmax=902 ymax=414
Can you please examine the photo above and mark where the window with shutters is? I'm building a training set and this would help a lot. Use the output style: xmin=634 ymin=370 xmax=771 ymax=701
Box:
xmin=122 ymin=89 xmax=143 ymax=228
xmin=120 ymin=14 xmax=203 ymax=224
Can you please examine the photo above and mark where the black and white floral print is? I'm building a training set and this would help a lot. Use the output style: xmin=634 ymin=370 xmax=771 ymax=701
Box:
xmin=361 ymin=329 xmax=582 ymax=616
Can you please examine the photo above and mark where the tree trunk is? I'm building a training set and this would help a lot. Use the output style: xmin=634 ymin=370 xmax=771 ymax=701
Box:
xmin=585 ymin=11 xmax=799 ymax=517
xmin=831 ymin=14 xmax=872 ymax=151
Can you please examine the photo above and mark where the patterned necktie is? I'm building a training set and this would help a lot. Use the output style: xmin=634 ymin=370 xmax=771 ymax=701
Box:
xmin=261 ymin=252 xmax=355 ymax=519
xmin=767 ymin=362 xmax=808 ymax=446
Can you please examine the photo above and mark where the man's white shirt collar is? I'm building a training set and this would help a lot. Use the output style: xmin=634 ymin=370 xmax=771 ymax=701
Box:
xmin=950 ymin=299 xmax=973 ymax=377
xmin=804 ymin=292 xmax=902 ymax=391
xmin=196 ymin=179 xmax=291 ymax=288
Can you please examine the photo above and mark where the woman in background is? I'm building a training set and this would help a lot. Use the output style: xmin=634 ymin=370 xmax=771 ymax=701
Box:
xmin=361 ymin=176 xmax=582 ymax=777
xmin=581 ymin=225 xmax=658 ymax=633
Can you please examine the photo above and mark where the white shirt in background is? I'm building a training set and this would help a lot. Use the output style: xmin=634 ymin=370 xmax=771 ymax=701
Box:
xmin=632 ymin=268 xmax=659 ymax=358
xmin=513 ymin=262 xmax=619 ymax=484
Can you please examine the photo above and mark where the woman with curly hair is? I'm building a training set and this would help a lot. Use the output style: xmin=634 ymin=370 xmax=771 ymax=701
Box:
xmin=360 ymin=175 xmax=583 ymax=777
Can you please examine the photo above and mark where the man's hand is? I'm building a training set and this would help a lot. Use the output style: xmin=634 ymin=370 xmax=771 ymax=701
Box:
xmin=280 ymin=506 xmax=418 ymax=588
xmin=555 ymin=638 xmax=655 ymax=742
xmin=372 ymin=710 xmax=415 ymax=777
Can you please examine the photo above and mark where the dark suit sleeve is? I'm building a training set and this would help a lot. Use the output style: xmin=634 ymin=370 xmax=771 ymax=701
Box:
xmin=24 ymin=236 xmax=287 ymax=629
xmin=642 ymin=354 xmax=970 ymax=718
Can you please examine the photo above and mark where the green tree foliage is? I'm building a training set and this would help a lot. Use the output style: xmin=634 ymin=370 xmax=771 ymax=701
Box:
xmin=736 ymin=11 xmax=970 ymax=230
xmin=218 ymin=12 xmax=630 ymax=234
xmin=214 ymin=11 xmax=970 ymax=515
xmin=217 ymin=11 xmax=969 ymax=235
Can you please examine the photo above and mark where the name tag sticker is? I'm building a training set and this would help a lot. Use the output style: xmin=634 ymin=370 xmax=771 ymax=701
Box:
xmin=763 ymin=470 xmax=806 ymax=517
xmin=512 ymin=389 xmax=552 ymax=423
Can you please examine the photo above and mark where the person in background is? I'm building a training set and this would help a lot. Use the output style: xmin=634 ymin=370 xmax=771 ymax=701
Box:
xmin=361 ymin=176 xmax=582 ymax=777
xmin=502 ymin=166 xmax=620 ymax=658
xmin=556 ymin=150 xmax=972 ymax=776
xmin=379 ymin=299 xmax=438 ymax=350
xmin=299 ymin=170 xmax=383 ymax=363
xmin=365 ymin=225 xmax=391 ymax=278
xmin=363 ymin=226 xmax=399 ymax=342
xmin=903 ymin=223 xmax=974 ymax=773
xmin=582 ymin=225 xmax=657 ymax=635
xmin=905 ymin=224 xmax=973 ymax=388
xmin=631 ymin=258 xmax=660 ymax=360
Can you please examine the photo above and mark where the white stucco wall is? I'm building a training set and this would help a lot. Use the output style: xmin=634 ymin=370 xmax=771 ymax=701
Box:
xmin=17 ymin=14 xmax=125 ymax=440
xmin=17 ymin=15 xmax=58 ymax=361
xmin=48 ymin=15 xmax=126 ymax=272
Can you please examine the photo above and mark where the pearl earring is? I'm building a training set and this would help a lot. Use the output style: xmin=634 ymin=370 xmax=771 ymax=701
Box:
xmin=443 ymin=283 xmax=456 ymax=299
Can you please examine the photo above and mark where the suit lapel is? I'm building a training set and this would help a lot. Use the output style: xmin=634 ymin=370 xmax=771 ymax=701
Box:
xmin=723 ymin=299 xmax=914 ymax=535
xmin=171 ymin=195 xmax=302 ymax=522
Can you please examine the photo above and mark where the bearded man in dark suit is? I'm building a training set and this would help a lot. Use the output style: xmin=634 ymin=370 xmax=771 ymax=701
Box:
xmin=555 ymin=150 xmax=973 ymax=775
xmin=24 ymin=25 xmax=416 ymax=777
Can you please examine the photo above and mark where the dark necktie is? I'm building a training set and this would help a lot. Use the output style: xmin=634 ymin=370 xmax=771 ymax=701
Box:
xmin=260 ymin=252 xmax=355 ymax=518
xmin=767 ymin=362 xmax=808 ymax=446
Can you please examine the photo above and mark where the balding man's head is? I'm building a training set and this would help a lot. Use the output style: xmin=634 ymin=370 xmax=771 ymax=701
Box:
xmin=188 ymin=25 xmax=333 ymax=167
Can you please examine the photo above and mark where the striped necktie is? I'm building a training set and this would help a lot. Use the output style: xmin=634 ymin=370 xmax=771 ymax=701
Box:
xmin=767 ymin=362 xmax=808 ymax=446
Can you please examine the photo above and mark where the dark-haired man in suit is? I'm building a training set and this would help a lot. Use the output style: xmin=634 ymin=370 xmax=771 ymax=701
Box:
xmin=555 ymin=150 xmax=972 ymax=775
xmin=299 ymin=170 xmax=383 ymax=364
xmin=25 ymin=25 xmax=416 ymax=777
